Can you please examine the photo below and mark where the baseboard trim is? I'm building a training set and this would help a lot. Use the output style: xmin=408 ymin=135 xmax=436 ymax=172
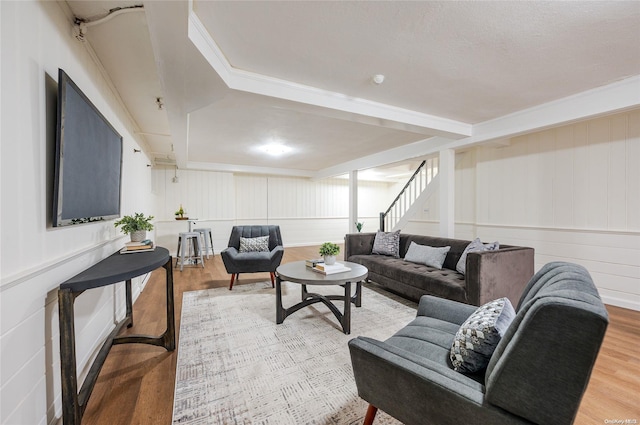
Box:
xmin=601 ymin=294 xmax=640 ymax=312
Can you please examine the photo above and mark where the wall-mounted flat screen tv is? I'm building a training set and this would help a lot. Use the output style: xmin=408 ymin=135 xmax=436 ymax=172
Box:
xmin=53 ymin=69 xmax=123 ymax=227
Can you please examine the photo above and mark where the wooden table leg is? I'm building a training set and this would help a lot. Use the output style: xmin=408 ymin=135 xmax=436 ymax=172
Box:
xmin=276 ymin=274 xmax=285 ymax=324
xmin=59 ymin=287 xmax=81 ymax=425
xmin=163 ymin=257 xmax=176 ymax=350
xmin=343 ymin=281 xmax=351 ymax=334
xmin=125 ymin=279 xmax=133 ymax=328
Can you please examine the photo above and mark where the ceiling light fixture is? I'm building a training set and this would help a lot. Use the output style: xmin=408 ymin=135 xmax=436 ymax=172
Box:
xmin=262 ymin=143 xmax=291 ymax=156
xmin=372 ymin=74 xmax=385 ymax=85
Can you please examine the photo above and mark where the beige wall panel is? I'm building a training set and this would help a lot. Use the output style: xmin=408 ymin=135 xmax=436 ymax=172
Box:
xmin=572 ymin=123 xmax=590 ymax=228
xmin=608 ymin=115 xmax=628 ymax=230
xmin=475 ymin=225 xmax=639 ymax=310
xmin=236 ymin=175 xmax=268 ymax=219
xmin=553 ymin=126 xmax=575 ymax=228
xmin=627 ymin=111 xmax=640 ymax=231
xmin=587 ymin=117 xmax=610 ymax=229
xmin=504 ymin=139 xmax=528 ymax=226
xmin=455 ymin=150 xmax=476 ymax=224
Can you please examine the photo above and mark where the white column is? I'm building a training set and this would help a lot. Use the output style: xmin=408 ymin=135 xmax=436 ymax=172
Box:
xmin=349 ymin=170 xmax=358 ymax=233
xmin=439 ymin=148 xmax=455 ymax=237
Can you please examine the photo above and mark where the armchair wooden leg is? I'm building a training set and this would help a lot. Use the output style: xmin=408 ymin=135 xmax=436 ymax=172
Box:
xmin=363 ymin=404 xmax=378 ymax=425
xmin=270 ymin=272 xmax=275 ymax=288
xmin=229 ymin=273 xmax=238 ymax=290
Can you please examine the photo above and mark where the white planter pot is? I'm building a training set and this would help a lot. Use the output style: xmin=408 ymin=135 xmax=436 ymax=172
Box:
xmin=130 ymin=230 xmax=146 ymax=242
xmin=323 ymin=255 xmax=336 ymax=265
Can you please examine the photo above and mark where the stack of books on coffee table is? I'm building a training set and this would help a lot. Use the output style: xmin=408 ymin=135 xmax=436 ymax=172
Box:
xmin=311 ymin=262 xmax=351 ymax=275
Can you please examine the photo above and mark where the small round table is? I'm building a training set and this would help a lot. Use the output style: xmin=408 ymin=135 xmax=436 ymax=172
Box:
xmin=275 ymin=261 xmax=368 ymax=334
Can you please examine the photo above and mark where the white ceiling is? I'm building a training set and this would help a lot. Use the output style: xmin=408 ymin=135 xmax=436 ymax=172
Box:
xmin=65 ymin=0 xmax=640 ymax=180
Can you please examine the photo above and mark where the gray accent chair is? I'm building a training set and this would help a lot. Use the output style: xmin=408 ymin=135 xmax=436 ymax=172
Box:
xmin=221 ymin=225 xmax=284 ymax=290
xmin=349 ymin=262 xmax=609 ymax=425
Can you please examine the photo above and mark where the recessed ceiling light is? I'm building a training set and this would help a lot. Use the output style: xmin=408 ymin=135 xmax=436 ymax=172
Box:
xmin=261 ymin=143 xmax=292 ymax=156
xmin=372 ymin=74 xmax=385 ymax=85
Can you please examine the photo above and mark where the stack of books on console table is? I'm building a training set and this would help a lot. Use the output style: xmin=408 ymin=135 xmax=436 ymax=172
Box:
xmin=312 ymin=262 xmax=351 ymax=275
xmin=120 ymin=239 xmax=155 ymax=254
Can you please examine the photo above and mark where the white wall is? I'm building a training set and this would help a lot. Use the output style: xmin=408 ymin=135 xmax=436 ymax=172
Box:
xmin=152 ymin=168 xmax=394 ymax=254
xmin=407 ymin=110 xmax=640 ymax=310
xmin=1 ymin=2 xmax=154 ymax=424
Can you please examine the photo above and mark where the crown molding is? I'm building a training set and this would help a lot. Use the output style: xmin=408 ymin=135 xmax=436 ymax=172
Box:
xmin=448 ymin=75 xmax=640 ymax=150
xmin=187 ymin=6 xmax=471 ymax=139
xmin=187 ymin=161 xmax=316 ymax=178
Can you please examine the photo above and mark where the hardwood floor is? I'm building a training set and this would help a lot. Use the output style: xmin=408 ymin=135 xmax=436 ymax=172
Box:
xmin=82 ymin=245 xmax=640 ymax=425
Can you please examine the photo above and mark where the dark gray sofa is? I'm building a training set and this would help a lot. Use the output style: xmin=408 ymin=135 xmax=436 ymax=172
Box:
xmin=344 ymin=232 xmax=534 ymax=306
xmin=349 ymin=262 xmax=609 ymax=425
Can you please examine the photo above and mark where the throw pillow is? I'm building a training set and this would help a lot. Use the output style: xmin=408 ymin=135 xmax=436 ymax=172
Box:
xmin=372 ymin=230 xmax=401 ymax=258
xmin=450 ymin=297 xmax=515 ymax=373
xmin=239 ymin=236 xmax=270 ymax=253
xmin=456 ymin=238 xmax=500 ymax=275
xmin=404 ymin=242 xmax=451 ymax=269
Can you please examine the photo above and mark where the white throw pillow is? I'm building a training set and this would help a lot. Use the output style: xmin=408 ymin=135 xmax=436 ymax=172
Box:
xmin=404 ymin=242 xmax=451 ymax=269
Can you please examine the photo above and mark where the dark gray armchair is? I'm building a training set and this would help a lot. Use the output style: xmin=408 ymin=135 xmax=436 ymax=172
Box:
xmin=349 ymin=262 xmax=609 ymax=425
xmin=221 ymin=225 xmax=284 ymax=290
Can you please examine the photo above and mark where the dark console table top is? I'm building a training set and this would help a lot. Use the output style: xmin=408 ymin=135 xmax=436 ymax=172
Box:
xmin=61 ymin=247 xmax=170 ymax=292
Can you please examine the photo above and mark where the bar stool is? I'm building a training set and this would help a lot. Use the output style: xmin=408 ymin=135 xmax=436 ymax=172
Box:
xmin=176 ymin=232 xmax=205 ymax=271
xmin=193 ymin=228 xmax=214 ymax=259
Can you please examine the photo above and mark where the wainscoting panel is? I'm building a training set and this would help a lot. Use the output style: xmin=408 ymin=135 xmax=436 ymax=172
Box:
xmin=475 ymin=110 xmax=640 ymax=233
xmin=474 ymin=225 xmax=640 ymax=310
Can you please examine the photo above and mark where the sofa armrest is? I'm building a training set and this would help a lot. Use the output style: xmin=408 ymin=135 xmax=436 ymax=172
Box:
xmin=348 ymin=337 xmax=523 ymax=425
xmin=466 ymin=247 xmax=534 ymax=306
xmin=417 ymin=295 xmax=477 ymax=325
xmin=344 ymin=232 xmax=377 ymax=259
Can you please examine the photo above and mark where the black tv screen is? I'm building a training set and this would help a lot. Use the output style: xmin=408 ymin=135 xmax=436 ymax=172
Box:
xmin=53 ymin=69 xmax=123 ymax=227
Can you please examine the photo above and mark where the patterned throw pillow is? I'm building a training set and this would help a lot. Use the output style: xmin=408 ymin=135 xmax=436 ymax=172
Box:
xmin=456 ymin=238 xmax=500 ymax=275
xmin=404 ymin=242 xmax=451 ymax=269
xmin=239 ymin=236 xmax=270 ymax=253
xmin=450 ymin=297 xmax=515 ymax=373
xmin=372 ymin=230 xmax=401 ymax=258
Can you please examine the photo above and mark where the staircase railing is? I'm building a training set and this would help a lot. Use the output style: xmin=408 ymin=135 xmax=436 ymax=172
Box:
xmin=379 ymin=157 xmax=439 ymax=231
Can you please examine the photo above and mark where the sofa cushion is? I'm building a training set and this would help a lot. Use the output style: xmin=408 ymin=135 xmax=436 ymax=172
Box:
xmin=456 ymin=238 xmax=500 ymax=275
xmin=239 ymin=235 xmax=270 ymax=253
xmin=372 ymin=230 xmax=401 ymax=257
xmin=405 ymin=242 xmax=451 ymax=269
xmin=352 ymin=254 xmax=467 ymax=302
xmin=450 ymin=297 xmax=515 ymax=373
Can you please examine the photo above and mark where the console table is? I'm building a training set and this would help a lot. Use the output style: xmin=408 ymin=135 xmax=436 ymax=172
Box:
xmin=58 ymin=246 xmax=175 ymax=425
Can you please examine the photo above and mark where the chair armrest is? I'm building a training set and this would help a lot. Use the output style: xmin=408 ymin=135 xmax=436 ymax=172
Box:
xmin=220 ymin=246 xmax=239 ymax=259
xmin=270 ymin=245 xmax=284 ymax=264
xmin=349 ymin=337 xmax=497 ymax=425
xmin=465 ymin=247 xmax=534 ymax=306
xmin=344 ymin=232 xmax=376 ymax=259
xmin=417 ymin=295 xmax=477 ymax=325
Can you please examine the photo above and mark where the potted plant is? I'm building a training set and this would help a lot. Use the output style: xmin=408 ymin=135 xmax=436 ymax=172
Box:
xmin=319 ymin=242 xmax=340 ymax=265
xmin=175 ymin=204 xmax=187 ymax=220
xmin=355 ymin=222 xmax=364 ymax=232
xmin=114 ymin=212 xmax=154 ymax=242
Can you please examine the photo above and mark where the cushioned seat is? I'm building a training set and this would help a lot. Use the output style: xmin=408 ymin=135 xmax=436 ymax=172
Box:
xmin=220 ymin=225 xmax=284 ymax=290
xmin=349 ymin=262 xmax=609 ymax=425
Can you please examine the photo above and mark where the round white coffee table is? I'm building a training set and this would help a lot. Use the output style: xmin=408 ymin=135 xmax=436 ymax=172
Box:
xmin=275 ymin=261 xmax=368 ymax=334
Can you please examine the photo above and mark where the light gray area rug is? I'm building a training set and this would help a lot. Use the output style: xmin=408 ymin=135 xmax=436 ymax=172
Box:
xmin=172 ymin=280 xmax=417 ymax=424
